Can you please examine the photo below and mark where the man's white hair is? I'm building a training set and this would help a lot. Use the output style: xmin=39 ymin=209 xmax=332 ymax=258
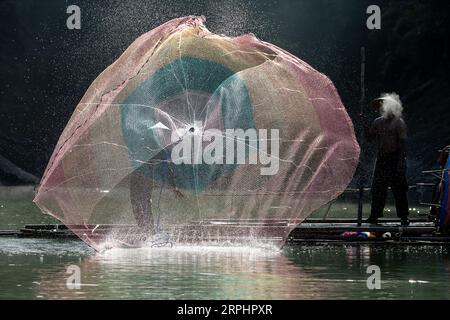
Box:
xmin=380 ymin=93 xmax=403 ymax=118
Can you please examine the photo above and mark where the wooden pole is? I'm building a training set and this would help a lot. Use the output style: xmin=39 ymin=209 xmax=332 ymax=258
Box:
xmin=357 ymin=47 xmax=366 ymax=227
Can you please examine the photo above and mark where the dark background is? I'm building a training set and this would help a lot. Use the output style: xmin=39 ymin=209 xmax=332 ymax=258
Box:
xmin=1 ymin=0 xmax=449 ymax=185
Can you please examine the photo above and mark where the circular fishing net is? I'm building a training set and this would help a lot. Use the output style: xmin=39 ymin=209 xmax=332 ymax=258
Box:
xmin=34 ymin=16 xmax=360 ymax=250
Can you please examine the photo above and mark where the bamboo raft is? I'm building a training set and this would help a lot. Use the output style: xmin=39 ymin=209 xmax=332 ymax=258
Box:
xmin=1 ymin=218 xmax=449 ymax=246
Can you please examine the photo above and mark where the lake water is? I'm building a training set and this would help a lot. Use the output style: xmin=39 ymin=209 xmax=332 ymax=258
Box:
xmin=0 ymin=186 xmax=447 ymax=300
xmin=1 ymin=237 xmax=449 ymax=300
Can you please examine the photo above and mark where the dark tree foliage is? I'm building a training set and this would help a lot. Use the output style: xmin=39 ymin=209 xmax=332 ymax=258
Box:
xmin=0 ymin=0 xmax=449 ymax=184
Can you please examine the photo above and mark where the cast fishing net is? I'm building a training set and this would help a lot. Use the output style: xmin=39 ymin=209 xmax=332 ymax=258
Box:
xmin=34 ymin=16 xmax=360 ymax=250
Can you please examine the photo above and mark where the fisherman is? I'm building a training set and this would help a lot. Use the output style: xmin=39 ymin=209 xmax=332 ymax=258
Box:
xmin=438 ymin=145 xmax=450 ymax=168
xmin=130 ymin=168 xmax=154 ymax=235
xmin=430 ymin=145 xmax=450 ymax=220
xmin=130 ymin=150 xmax=184 ymax=242
xmin=365 ymin=93 xmax=410 ymax=226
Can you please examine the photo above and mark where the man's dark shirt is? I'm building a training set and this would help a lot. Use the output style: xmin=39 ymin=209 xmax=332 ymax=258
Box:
xmin=366 ymin=116 xmax=407 ymax=157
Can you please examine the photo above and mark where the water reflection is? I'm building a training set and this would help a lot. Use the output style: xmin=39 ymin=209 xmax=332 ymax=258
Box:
xmin=1 ymin=238 xmax=450 ymax=299
xmin=35 ymin=245 xmax=342 ymax=299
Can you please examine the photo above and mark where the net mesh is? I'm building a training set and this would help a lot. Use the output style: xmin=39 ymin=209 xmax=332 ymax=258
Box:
xmin=34 ymin=16 xmax=360 ymax=250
